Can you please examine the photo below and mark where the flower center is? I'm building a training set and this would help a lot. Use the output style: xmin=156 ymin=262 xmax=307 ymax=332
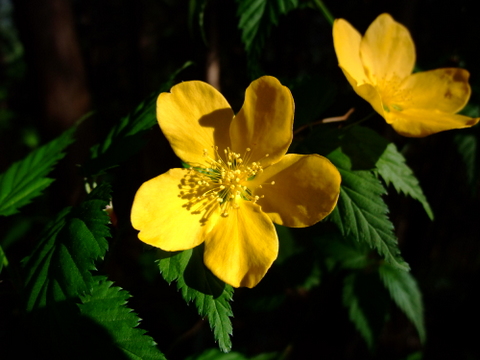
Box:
xmin=179 ymin=147 xmax=274 ymax=217
xmin=376 ymin=74 xmax=411 ymax=113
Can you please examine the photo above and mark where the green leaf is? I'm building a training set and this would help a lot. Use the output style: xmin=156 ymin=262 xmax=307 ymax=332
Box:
xmin=342 ymin=272 xmax=390 ymax=350
xmin=339 ymin=126 xmax=433 ymax=220
xmin=0 ymin=126 xmax=76 ymax=216
xmin=378 ymin=264 xmax=426 ymax=343
xmin=376 ymin=143 xmax=434 ymax=220
xmin=158 ymin=246 xmax=234 ymax=352
xmin=22 ymin=182 xmax=111 ymax=311
xmin=83 ymin=61 xmax=193 ymax=176
xmin=78 ymin=276 xmax=165 ymax=359
xmin=327 ymin=148 xmax=409 ymax=271
xmin=236 ymin=0 xmax=298 ymax=58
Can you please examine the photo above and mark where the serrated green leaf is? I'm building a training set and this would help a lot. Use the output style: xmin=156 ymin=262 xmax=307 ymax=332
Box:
xmin=327 ymin=148 xmax=409 ymax=271
xmin=0 ymin=126 xmax=76 ymax=216
xmin=83 ymin=61 xmax=193 ymax=176
xmin=22 ymin=182 xmax=111 ymax=311
xmin=376 ymin=143 xmax=434 ymax=220
xmin=378 ymin=264 xmax=426 ymax=343
xmin=236 ymin=0 xmax=298 ymax=60
xmin=158 ymin=246 xmax=234 ymax=352
xmin=339 ymin=126 xmax=433 ymax=220
xmin=78 ymin=276 xmax=165 ymax=360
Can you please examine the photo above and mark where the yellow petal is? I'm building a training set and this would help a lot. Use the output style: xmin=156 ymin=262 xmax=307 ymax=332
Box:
xmin=342 ymin=69 xmax=385 ymax=116
xmin=230 ymin=76 xmax=293 ymax=167
xmin=203 ymin=202 xmax=278 ymax=288
xmin=333 ymin=18 xmax=369 ymax=87
xmin=385 ymin=108 xmax=480 ymax=137
xmin=157 ymin=81 xmax=234 ymax=165
xmin=400 ymin=68 xmax=471 ymax=113
xmin=360 ymin=13 xmax=415 ymax=83
xmin=251 ymin=154 xmax=341 ymax=227
xmin=131 ymin=168 xmax=219 ymax=251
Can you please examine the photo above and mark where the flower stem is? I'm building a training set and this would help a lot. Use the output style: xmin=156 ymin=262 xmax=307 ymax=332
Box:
xmin=313 ymin=0 xmax=335 ymax=26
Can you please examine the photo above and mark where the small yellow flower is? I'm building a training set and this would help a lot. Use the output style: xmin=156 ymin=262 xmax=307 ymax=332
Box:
xmin=333 ymin=13 xmax=479 ymax=137
xmin=131 ymin=76 xmax=341 ymax=288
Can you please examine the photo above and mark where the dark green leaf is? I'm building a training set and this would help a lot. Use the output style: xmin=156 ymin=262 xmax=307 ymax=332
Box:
xmin=327 ymin=148 xmax=409 ymax=271
xmin=83 ymin=61 xmax=193 ymax=176
xmin=379 ymin=264 xmax=426 ymax=343
xmin=0 ymin=126 xmax=75 ymax=216
xmin=78 ymin=276 xmax=165 ymax=359
xmin=22 ymin=182 xmax=111 ymax=311
xmin=158 ymin=246 xmax=234 ymax=352
xmin=342 ymin=272 xmax=390 ymax=350
xmin=236 ymin=0 xmax=298 ymax=62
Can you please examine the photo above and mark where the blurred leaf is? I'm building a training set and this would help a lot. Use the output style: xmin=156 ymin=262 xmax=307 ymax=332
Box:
xmin=0 ymin=126 xmax=76 ymax=216
xmin=22 ymin=182 xmax=111 ymax=311
xmin=0 ymin=244 xmax=7 ymax=274
xmin=454 ymin=132 xmax=478 ymax=193
xmin=376 ymin=143 xmax=434 ymax=220
xmin=343 ymin=272 xmax=390 ymax=350
xmin=379 ymin=264 xmax=426 ymax=343
xmin=189 ymin=0 xmax=208 ymax=44
xmin=236 ymin=0 xmax=298 ymax=72
xmin=158 ymin=246 xmax=234 ymax=352
xmin=327 ymin=148 xmax=409 ymax=271
xmin=83 ymin=61 xmax=193 ymax=176
xmin=78 ymin=276 xmax=165 ymax=359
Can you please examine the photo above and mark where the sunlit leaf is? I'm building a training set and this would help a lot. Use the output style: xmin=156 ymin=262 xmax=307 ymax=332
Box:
xmin=0 ymin=126 xmax=75 ymax=216
xmin=379 ymin=264 xmax=426 ymax=343
xmin=327 ymin=148 xmax=410 ymax=271
xmin=78 ymin=276 xmax=165 ymax=359
xmin=158 ymin=246 xmax=234 ymax=352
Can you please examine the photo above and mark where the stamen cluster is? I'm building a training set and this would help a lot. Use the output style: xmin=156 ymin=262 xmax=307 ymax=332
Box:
xmin=179 ymin=147 xmax=274 ymax=217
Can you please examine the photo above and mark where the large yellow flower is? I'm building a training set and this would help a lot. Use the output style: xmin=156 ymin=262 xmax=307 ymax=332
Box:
xmin=131 ymin=76 xmax=341 ymax=288
xmin=333 ymin=13 xmax=479 ymax=137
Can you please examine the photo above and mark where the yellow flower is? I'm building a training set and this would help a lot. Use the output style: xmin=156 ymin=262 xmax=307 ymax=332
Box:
xmin=333 ymin=13 xmax=479 ymax=137
xmin=131 ymin=76 xmax=341 ymax=288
